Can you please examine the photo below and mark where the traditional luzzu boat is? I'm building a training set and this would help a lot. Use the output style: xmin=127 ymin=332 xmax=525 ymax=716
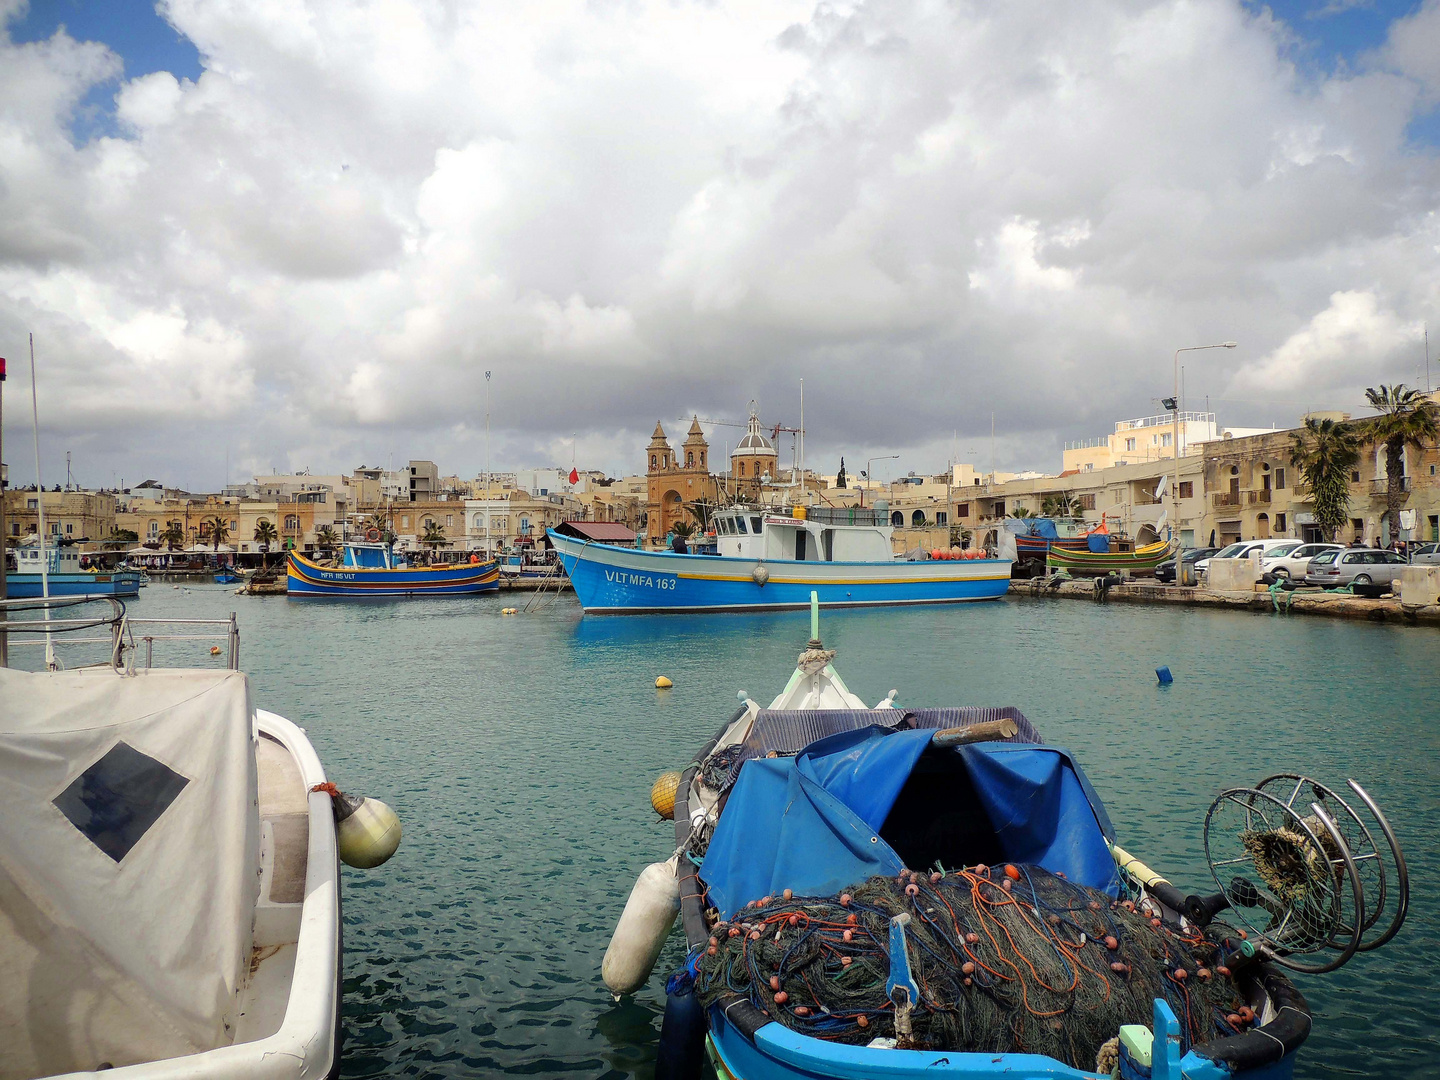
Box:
xmin=548 ymin=505 xmax=1010 ymax=614
xmin=0 ymin=597 xmax=402 ymax=1080
xmin=1046 ymin=539 xmax=1176 ymax=576
xmin=287 ymin=535 xmax=499 ymax=597
xmin=604 ymin=597 xmax=1410 ymax=1080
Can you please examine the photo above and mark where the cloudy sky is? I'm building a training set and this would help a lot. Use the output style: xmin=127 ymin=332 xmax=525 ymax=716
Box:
xmin=2 ymin=0 xmax=1439 ymax=490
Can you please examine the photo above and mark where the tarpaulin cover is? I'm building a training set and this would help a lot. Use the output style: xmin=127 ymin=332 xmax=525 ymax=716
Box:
xmin=1004 ymin=518 xmax=1060 ymax=539
xmin=1088 ymin=532 xmax=1112 ymax=552
xmin=702 ymin=727 xmax=1117 ymax=920
xmin=0 ymin=668 xmax=259 ymax=1078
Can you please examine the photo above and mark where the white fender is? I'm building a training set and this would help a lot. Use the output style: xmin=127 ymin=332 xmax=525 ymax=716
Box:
xmin=601 ymin=856 xmax=680 ymax=997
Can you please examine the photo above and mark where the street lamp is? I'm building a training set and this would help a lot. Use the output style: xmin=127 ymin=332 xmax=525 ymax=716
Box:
xmin=1170 ymin=342 xmax=1237 ymax=547
xmin=861 ymin=455 xmax=899 ymax=507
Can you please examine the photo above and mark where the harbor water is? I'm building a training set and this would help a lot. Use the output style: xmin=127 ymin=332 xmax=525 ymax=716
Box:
xmin=15 ymin=587 xmax=1439 ymax=1078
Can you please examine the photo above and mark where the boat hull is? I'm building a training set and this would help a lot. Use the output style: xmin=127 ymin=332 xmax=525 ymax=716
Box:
xmin=286 ymin=553 xmax=499 ymax=597
xmin=1047 ymin=541 xmax=1175 ymax=575
xmin=549 ymin=531 xmax=1010 ymax=614
xmin=6 ymin=572 xmax=143 ymax=598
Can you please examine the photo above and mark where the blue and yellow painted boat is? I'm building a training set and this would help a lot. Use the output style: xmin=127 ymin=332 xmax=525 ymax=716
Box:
xmin=287 ymin=540 xmax=498 ymax=597
xmin=548 ymin=505 xmax=1009 ymax=614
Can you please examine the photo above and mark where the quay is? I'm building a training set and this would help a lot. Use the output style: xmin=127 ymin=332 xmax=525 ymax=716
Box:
xmin=1009 ymin=577 xmax=1440 ymax=627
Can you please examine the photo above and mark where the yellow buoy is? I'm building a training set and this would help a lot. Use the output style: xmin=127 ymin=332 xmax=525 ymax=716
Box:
xmin=655 ymin=676 xmax=673 ymax=689
xmin=336 ymin=796 xmax=402 ymax=869
xmin=650 ymin=770 xmax=683 ymax=820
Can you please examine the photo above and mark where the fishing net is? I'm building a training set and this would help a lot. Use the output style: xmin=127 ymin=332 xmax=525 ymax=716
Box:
xmin=694 ymin=864 xmax=1251 ymax=1070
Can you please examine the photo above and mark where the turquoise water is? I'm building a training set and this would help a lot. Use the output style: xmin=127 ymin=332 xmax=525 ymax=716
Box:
xmin=13 ymin=587 xmax=1440 ymax=1078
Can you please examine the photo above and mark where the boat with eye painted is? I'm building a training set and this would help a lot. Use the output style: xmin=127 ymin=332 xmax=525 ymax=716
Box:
xmin=548 ymin=505 xmax=1010 ymax=614
xmin=287 ymin=536 xmax=499 ymax=597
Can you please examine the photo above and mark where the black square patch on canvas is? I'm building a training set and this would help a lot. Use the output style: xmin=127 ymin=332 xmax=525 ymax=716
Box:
xmin=53 ymin=742 xmax=190 ymax=862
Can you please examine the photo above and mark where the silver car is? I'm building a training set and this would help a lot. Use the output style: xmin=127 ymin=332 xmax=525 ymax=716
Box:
xmin=1260 ymin=542 xmax=1344 ymax=579
xmin=1409 ymin=542 xmax=1440 ymax=566
xmin=1304 ymin=548 xmax=1409 ymax=588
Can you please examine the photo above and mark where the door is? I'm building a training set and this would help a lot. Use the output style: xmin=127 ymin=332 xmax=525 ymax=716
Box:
xmin=795 ymin=530 xmax=807 ymax=561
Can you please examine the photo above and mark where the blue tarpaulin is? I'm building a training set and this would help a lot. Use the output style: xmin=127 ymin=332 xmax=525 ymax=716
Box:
xmin=1087 ymin=532 xmax=1112 ymax=552
xmin=701 ymin=726 xmax=1118 ymax=920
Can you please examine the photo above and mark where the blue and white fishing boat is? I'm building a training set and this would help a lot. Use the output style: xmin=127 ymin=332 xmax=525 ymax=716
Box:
xmin=603 ymin=599 xmax=1409 ymax=1080
xmin=7 ymin=544 xmax=143 ymax=598
xmin=287 ymin=537 xmax=499 ymax=597
xmin=549 ymin=505 xmax=1009 ymax=614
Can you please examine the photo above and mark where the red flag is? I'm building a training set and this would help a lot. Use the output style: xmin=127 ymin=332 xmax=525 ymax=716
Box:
xmin=569 ymin=468 xmax=579 ymax=484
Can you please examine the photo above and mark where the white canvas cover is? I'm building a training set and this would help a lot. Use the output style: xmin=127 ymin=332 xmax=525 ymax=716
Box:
xmin=0 ymin=668 xmax=259 ymax=1078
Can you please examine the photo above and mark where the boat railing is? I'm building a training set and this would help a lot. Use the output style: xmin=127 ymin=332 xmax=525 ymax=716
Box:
xmin=0 ymin=596 xmax=240 ymax=672
xmin=803 ymin=505 xmax=888 ymax=527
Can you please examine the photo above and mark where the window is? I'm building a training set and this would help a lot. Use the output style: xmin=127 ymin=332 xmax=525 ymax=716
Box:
xmin=1161 ymin=433 xmax=1172 ymax=447
xmin=446 ymin=515 xmax=453 ymax=527
xmin=285 ymin=515 xmax=300 ymax=531
xmin=401 ymin=516 xmax=410 ymax=528
xmin=738 ymin=461 xmax=746 ymax=477
xmin=1351 ymin=470 xmax=1361 ymax=483
xmin=148 ymin=521 xmax=158 ymax=536
xmin=911 ymin=510 xmax=927 ymax=527
xmin=230 ymin=520 xmax=238 ymax=531
xmin=650 ymin=455 xmax=657 ymax=469
xmin=26 ymin=498 xmax=37 ymax=509
xmin=1275 ymin=513 xmax=1287 ymax=532
xmin=699 ymin=452 xmax=705 ymax=468
xmin=891 ymin=511 xmax=904 ymax=527
xmin=1079 ymin=494 xmax=1096 ymax=511
xmin=993 ymin=502 xmax=1005 ymax=516
xmin=936 ymin=511 xmax=948 ymax=525
xmin=1125 ymin=438 xmax=1136 ymax=451
xmin=65 ymin=523 xmax=73 ymax=534
xmin=750 ymin=517 xmax=762 ymax=533
xmin=1178 ymin=482 xmax=1193 ymax=499
xmin=686 ymin=452 xmax=694 ymax=467
xmin=736 ymin=517 xmax=747 ymax=534
xmin=955 ymin=502 xmax=969 ymax=517
xmin=1276 ymin=468 xmax=1286 ymax=489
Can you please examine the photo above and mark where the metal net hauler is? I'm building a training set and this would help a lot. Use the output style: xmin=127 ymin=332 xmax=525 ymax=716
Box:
xmin=602 ymin=594 xmax=1410 ymax=1080
xmin=0 ymin=597 xmax=402 ymax=1080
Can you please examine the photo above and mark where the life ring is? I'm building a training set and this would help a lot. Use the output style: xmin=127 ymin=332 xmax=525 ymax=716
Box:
xmin=366 ymin=528 xmax=382 ymax=542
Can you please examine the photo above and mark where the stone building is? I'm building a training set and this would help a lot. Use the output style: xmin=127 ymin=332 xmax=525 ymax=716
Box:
xmin=644 ymin=418 xmax=719 ymax=547
xmin=4 ymin=489 xmax=117 ymax=544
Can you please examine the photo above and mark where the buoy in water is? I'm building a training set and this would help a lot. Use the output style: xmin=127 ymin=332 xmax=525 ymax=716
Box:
xmin=655 ymin=676 xmax=673 ymax=689
xmin=650 ymin=770 xmax=682 ymax=819
xmin=312 ymin=785 xmax=402 ymax=868
xmin=209 ymin=646 xmax=222 ymax=655
xmin=602 ymin=858 xmax=680 ymax=996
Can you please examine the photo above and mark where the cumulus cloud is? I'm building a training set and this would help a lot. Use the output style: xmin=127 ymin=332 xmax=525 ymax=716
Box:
xmin=1 ymin=0 xmax=1439 ymax=488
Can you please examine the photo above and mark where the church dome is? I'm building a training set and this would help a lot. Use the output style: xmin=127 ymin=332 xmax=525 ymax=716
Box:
xmin=733 ymin=408 xmax=776 ymax=455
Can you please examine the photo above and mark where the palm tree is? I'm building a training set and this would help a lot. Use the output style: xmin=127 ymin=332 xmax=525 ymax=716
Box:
xmin=253 ymin=519 xmax=279 ymax=567
xmin=686 ymin=498 xmax=721 ymax=533
xmin=204 ymin=516 xmax=230 ymax=553
xmin=420 ymin=521 xmax=449 ymax=549
xmin=1289 ymin=417 xmax=1360 ymax=541
xmin=1358 ymin=384 xmax=1440 ymax=542
xmin=159 ymin=522 xmax=185 ymax=552
xmin=1007 ymin=507 xmax=1033 ymax=519
xmin=362 ymin=512 xmax=389 ymax=539
xmin=669 ymin=519 xmax=695 ymax=540
xmin=315 ymin=525 xmax=339 ymax=555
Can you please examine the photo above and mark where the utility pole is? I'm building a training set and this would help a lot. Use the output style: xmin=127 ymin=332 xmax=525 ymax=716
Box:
xmin=1171 ymin=342 xmax=1237 ymax=547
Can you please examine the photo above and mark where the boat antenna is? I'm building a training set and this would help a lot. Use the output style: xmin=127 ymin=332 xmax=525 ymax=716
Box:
xmin=29 ymin=334 xmax=55 ymax=669
xmin=484 ymin=370 xmax=491 ymax=556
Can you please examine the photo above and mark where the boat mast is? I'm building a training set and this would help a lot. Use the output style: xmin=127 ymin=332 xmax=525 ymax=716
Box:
xmin=29 ymin=335 xmax=54 ymax=669
xmin=484 ymin=370 xmax=491 ymax=556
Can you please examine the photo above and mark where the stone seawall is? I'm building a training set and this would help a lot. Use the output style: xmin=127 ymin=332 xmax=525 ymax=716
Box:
xmin=1008 ymin=578 xmax=1440 ymax=627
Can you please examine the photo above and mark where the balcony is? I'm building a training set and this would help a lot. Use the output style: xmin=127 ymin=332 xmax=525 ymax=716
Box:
xmin=1211 ymin=492 xmax=1241 ymax=508
xmin=1247 ymin=490 xmax=1272 ymax=505
xmin=1368 ymin=477 xmax=1410 ymax=496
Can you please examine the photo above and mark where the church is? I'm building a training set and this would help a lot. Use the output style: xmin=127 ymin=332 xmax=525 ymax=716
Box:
xmin=644 ymin=406 xmax=780 ymax=546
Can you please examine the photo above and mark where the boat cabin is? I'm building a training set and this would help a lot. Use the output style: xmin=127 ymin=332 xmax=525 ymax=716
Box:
xmin=711 ymin=506 xmax=895 ymax=562
xmin=341 ymin=541 xmax=404 ymax=569
xmin=14 ymin=543 xmax=82 ymax=574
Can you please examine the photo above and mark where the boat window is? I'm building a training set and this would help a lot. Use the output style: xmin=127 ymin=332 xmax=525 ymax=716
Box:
xmin=735 ymin=517 xmax=747 ymax=534
xmin=822 ymin=530 xmax=834 ymax=562
xmin=795 ymin=531 xmax=808 ymax=561
xmin=751 ymin=516 xmax=763 ymax=533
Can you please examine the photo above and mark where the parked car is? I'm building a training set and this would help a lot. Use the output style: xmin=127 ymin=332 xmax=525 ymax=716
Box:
xmin=1260 ymin=542 xmax=1344 ymax=579
xmin=1304 ymin=547 xmax=1410 ymax=588
xmin=1154 ymin=547 xmax=1218 ymax=584
xmin=1195 ymin=538 xmax=1295 ymax=576
xmin=1409 ymin=542 xmax=1440 ymax=566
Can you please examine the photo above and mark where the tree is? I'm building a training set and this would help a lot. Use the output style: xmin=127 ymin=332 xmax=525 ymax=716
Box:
xmin=1040 ymin=493 xmax=1083 ymax=519
xmin=159 ymin=522 xmax=185 ymax=552
xmin=836 ymin=458 xmax=848 ymax=489
xmin=1358 ymin=384 xmax=1440 ymax=542
xmin=205 ymin=516 xmax=230 ymax=553
xmin=105 ymin=527 xmax=139 ymax=549
xmin=669 ymin=519 xmax=695 ymax=539
xmin=253 ymin=519 xmax=279 ymax=567
xmin=420 ymin=521 xmax=450 ymax=549
xmin=686 ymin=497 xmax=721 ymax=533
xmin=1007 ymin=507 xmax=1033 ymax=519
xmin=363 ymin=512 xmax=389 ymax=538
xmin=315 ymin=525 xmax=339 ymax=555
xmin=1289 ymin=417 xmax=1360 ymax=541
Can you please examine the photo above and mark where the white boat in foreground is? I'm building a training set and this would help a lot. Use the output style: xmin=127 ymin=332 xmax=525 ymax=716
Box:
xmin=0 ymin=598 xmax=400 ymax=1080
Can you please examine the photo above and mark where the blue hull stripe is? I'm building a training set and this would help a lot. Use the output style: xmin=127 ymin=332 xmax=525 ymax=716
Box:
xmin=7 ymin=574 xmax=143 ymax=598
xmin=287 ymin=553 xmax=499 ymax=597
xmin=548 ymin=531 xmax=1010 ymax=614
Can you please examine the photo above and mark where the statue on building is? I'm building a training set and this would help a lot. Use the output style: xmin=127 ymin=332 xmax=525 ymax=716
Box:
xmin=836 ymin=458 xmax=848 ymax=489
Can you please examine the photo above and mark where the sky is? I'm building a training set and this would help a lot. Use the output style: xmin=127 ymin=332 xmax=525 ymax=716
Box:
xmin=2 ymin=0 xmax=1440 ymax=491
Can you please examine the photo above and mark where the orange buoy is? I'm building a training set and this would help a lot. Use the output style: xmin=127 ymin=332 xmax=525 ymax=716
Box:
xmin=1004 ymin=864 xmax=1021 ymax=880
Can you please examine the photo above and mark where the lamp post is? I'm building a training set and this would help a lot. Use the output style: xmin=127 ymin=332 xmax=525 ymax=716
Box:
xmin=1169 ymin=342 xmax=1236 ymax=547
xmin=862 ymin=455 xmax=899 ymax=508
